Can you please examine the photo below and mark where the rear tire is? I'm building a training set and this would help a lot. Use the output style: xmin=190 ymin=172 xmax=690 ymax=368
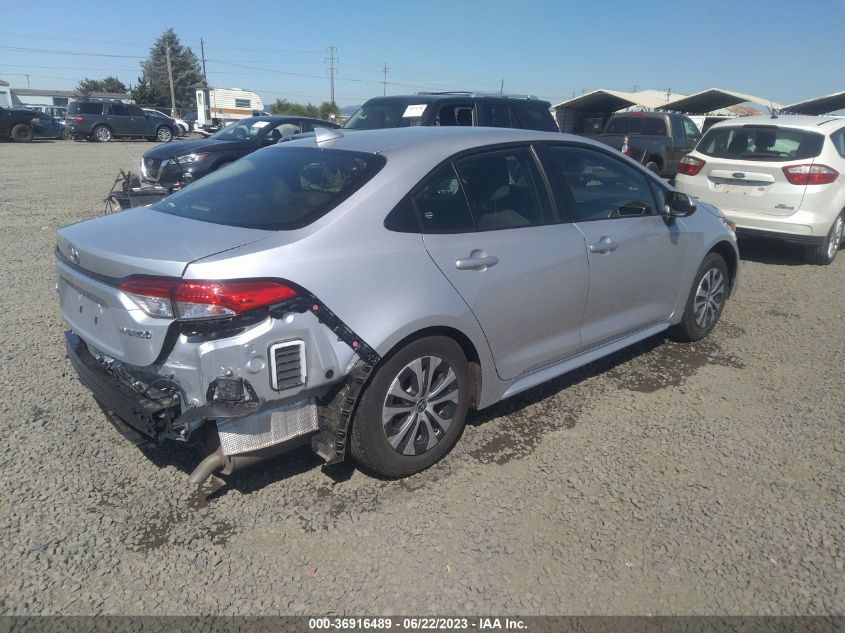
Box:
xmin=10 ymin=124 xmax=33 ymax=143
xmin=350 ymin=336 xmax=470 ymax=478
xmin=806 ymin=212 xmax=843 ymax=265
xmin=645 ymin=160 xmax=661 ymax=175
xmin=93 ymin=125 xmax=112 ymax=142
xmin=670 ymin=252 xmax=728 ymax=342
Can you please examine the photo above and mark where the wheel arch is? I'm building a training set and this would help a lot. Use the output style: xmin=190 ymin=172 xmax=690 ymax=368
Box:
xmin=377 ymin=325 xmax=483 ymax=410
xmin=707 ymin=239 xmax=739 ymax=297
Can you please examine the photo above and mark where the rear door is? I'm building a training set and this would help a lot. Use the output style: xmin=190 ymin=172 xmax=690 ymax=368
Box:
xmin=690 ymin=125 xmax=824 ymax=216
xmin=541 ymin=144 xmax=688 ymax=348
xmin=106 ymin=103 xmax=131 ymax=136
xmin=419 ymin=145 xmax=589 ymax=380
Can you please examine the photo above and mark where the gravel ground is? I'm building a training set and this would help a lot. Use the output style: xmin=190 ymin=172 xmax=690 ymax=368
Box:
xmin=0 ymin=139 xmax=842 ymax=616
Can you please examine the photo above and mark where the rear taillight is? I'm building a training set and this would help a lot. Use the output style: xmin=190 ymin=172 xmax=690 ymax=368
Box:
xmin=75 ymin=115 xmax=84 ymax=124
xmin=621 ymin=135 xmax=631 ymax=156
xmin=678 ymin=155 xmax=706 ymax=176
xmin=782 ymin=164 xmax=839 ymax=186
xmin=118 ymin=277 xmax=297 ymax=320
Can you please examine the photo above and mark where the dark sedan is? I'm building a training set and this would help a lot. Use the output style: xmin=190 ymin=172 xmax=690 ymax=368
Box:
xmin=140 ymin=115 xmax=340 ymax=187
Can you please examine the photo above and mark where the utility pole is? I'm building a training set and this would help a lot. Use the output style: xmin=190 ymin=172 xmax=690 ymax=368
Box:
xmin=200 ymin=38 xmax=208 ymax=85
xmin=500 ymin=79 xmax=504 ymax=94
xmin=325 ymin=46 xmax=338 ymax=104
xmin=25 ymin=74 xmax=30 ymax=89
xmin=165 ymin=45 xmax=177 ymax=115
xmin=382 ymin=63 xmax=388 ymax=96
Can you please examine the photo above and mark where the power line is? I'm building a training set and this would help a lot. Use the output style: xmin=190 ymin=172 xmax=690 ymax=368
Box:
xmin=0 ymin=45 xmax=145 ymax=59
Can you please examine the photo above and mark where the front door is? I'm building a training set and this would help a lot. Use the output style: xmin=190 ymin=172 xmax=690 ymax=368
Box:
xmin=418 ymin=146 xmax=589 ymax=380
xmin=542 ymin=144 xmax=688 ymax=349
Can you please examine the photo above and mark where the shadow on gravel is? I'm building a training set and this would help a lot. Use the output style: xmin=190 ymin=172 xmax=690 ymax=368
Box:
xmin=466 ymin=331 xmax=744 ymax=464
xmin=737 ymin=237 xmax=817 ymax=266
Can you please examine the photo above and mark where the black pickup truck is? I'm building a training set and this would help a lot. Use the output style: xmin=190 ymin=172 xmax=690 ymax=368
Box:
xmin=589 ymin=111 xmax=702 ymax=178
xmin=0 ymin=106 xmax=36 ymax=142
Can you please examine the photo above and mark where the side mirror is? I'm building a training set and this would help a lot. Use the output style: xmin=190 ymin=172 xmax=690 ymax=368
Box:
xmin=665 ymin=191 xmax=696 ymax=217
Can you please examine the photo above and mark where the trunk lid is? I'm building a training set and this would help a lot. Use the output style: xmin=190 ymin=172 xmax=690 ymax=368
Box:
xmin=56 ymin=206 xmax=272 ymax=278
xmin=56 ymin=207 xmax=274 ymax=366
xmin=695 ymin=156 xmax=811 ymax=217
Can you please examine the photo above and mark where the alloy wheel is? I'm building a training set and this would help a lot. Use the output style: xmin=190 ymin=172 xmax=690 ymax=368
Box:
xmin=693 ymin=268 xmax=725 ymax=329
xmin=157 ymin=127 xmax=172 ymax=142
xmin=381 ymin=356 xmax=460 ymax=456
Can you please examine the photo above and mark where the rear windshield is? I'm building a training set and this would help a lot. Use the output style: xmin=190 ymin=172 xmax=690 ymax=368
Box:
xmin=344 ymin=100 xmax=427 ymax=129
xmin=150 ymin=147 xmax=385 ymax=230
xmin=605 ymin=115 xmax=666 ymax=135
xmin=697 ymin=125 xmax=824 ymax=161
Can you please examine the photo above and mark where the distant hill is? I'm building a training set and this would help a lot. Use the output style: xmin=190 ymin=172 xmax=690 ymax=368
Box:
xmin=340 ymin=105 xmax=360 ymax=116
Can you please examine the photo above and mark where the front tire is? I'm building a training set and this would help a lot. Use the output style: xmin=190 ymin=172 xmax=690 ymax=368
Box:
xmin=10 ymin=124 xmax=33 ymax=142
xmin=93 ymin=125 xmax=112 ymax=142
xmin=670 ymin=252 xmax=728 ymax=342
xmin=350 ymin=336 xmax=470 ymax=478
xmin=807 ymin=212 xmax=843 ymax=265
xmin=156 ymin=126 xmax=173 ymax=142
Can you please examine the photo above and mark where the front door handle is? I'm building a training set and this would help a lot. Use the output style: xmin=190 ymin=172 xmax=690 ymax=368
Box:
xmin=455 ymin=253 xmax=499 ymax=270
xmin=589 ymin=236 xmax=618 ymax=254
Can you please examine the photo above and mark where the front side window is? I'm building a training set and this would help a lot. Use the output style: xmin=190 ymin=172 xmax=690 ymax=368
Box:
xmin=209 ymin=117 xmax=274 ymax=141
xmin=109 ymin=103 xmax=129 ymax=117
xmin=436 ymin=104 xmax=474 ymax=127
xmin=454 ymin=148 xmax=554 ymax=230
xmin=512 ymin=105 xmax=556 ymax=132
xmin=150 ymin=148 xmax=385 ymax=230
xmin=697 ymin=125 xmax=824 ymax=161
xmin=546 ymin=146 xmax=657 ymax=221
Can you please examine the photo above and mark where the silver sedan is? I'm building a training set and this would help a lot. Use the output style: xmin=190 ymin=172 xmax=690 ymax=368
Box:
xmin=56 ymin=126 xmax=739 ymax=483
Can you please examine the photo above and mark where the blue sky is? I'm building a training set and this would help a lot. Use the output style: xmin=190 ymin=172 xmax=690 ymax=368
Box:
xmin=1 ymin=0 xmax=843 ymax=108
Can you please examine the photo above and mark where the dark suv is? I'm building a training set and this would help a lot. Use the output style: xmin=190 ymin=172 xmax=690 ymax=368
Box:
xmin=66 ymin=100 xmax=178 ymax=143
xmin=344 ymin=92 xmax=558 ymax=132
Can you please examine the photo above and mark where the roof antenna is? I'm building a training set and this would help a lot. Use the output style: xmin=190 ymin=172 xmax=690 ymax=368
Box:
xmin=314 ymin=126 xmax=344 ymax=144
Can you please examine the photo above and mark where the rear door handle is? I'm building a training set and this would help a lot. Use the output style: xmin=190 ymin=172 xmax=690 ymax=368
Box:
xmin=589 ymin=237 xmax=618 ymax=254
xmin=455 ymin=254 xmax=499 ymax=270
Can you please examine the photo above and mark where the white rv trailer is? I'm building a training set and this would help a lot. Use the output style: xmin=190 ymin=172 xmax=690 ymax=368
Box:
xmin=195 ymin=87 xmax=264 ymax=132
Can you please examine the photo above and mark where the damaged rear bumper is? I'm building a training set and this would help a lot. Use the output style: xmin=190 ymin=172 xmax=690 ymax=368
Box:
xmin=65 ymin=330 xmax=374 ymax=483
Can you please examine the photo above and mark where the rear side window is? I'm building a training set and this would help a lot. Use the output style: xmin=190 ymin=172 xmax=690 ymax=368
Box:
xmin=413 ymin=164 xmax=475 ymax=232
xmin=455 ymin=148 xmax=554 ymax=230
xmin=605 ymin=117 xmax=629 ymax=134
xmin=831 ymin=128 xmax=845 ymax=158
xmin=74 ymin=102 xmax=103 ymax=115
xmin=151 ymin=148 xmax=385 ymax=230
xmin=476 ymin=102 xmax=514 ymax=128
xmin=108 ymin=104 xmax=129 ymax=116
xmin=697 ymin=126 xmax=825 ymax=161
xmin=641 ymin=117 xmax=667 ymax=135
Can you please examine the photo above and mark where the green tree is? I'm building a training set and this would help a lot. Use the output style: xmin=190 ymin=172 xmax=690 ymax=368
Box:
xmin=130 ymin=77 xmax=166 ymax=107
xmin=270 ymin=98 xmax=339 ymax=120
xmin=140 ymin=29 xmax=203 ymax=109
xmin=75 ymin=76 xmax=128 ymax=97
xmin=99 ymin=76 xmax=128 ymax=93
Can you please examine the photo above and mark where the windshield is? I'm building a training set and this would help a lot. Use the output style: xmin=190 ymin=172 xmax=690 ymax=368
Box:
xmin=697 ymin=125 xmax=824 ymax=162
xmin=150 ymin=147 xmax=386 ymax=230
xmin=210 ymin=117 xmax=275 ymax=141
xmin=344 ymin=101 xmax=427 ymax=130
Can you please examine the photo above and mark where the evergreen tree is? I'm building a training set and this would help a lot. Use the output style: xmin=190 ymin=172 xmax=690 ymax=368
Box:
xmin=140 ymin=29 xmax=203 ymax=109
xmin=130 ymin=77 xmax=166 ymax=107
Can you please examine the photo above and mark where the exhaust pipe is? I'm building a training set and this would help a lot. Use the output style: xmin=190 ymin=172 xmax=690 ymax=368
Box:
xmin=187 ymin=435 xmax=311 ymax=485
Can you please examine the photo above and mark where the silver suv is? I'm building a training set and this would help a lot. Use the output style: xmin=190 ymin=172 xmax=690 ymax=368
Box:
xmin=57 ymin=127 xmax=739 ymax=483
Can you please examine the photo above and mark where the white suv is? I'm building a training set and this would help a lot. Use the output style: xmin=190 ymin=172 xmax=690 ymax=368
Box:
xmin=675 ymin=115 xmax=845 ymax=264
